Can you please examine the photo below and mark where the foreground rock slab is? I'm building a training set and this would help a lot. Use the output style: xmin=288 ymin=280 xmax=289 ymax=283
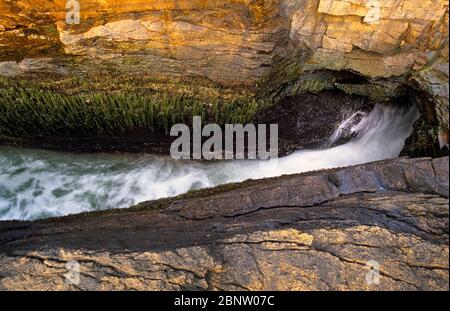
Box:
xmin=0 ymin=157 xmax=448 ymax=291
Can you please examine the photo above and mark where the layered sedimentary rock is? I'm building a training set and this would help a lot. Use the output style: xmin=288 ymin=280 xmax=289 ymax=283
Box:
xmin=295 ymin=0 xmax=448 ymax=76
xmin=0 ymin=0 xmax=448 ymax=82
xmin=0 ymin=157 xmax=448 ymax=290
xmin=0 ymin=0 xmax=448 ymax=146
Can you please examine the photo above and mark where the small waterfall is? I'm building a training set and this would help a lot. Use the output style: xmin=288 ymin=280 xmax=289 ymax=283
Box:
xmin=328 ymin=110 xmax=369 ymax=147
xmin=0 ymin=103 xmax=419 ymax=221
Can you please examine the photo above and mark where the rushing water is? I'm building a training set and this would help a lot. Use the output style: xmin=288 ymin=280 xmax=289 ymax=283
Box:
xmin=0 ymin=103 xmax=418 ymax=221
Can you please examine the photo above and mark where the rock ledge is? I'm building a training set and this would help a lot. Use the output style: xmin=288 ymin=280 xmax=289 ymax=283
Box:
xmin=0 ymin=157 xmax=448 ymax=290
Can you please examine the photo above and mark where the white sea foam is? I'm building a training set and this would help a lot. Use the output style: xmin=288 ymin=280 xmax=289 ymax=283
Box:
xmin=0 ymin=103 xmax=418 ymax=220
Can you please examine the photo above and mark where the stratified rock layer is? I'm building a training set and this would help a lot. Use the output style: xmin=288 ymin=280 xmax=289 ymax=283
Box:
xmin=0 ymin=157 xmax=448 ymax=290
xmin=0 ymin=0 xmax=448 ymax=82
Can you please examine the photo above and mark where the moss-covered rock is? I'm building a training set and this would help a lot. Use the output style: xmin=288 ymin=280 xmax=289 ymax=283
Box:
xmin=0 ymin=74 xmax=267 ymax=139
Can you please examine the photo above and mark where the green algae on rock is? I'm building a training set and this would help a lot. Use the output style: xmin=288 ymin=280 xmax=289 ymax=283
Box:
xmin=0 ymin=74 xmax=265 ymax=138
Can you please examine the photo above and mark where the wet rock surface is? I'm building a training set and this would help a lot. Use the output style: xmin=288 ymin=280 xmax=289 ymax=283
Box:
xmin=0 ymin=156 xmax=448 ymax=290
xmin=0 ymin=90 xmax=373 ymax=156
xmin=409 ymin=48 xmax=450 ymax=155
xmin=259 ymin=90 xmax=373 ymax=154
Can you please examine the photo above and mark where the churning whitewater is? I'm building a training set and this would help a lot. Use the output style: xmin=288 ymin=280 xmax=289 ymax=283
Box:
xmin=0 ymin=104 xmax=418 ymax=221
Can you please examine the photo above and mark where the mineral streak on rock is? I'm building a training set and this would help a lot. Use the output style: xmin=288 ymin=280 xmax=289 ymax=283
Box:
xmin=0 ymin=157 xmax=448 ymax=290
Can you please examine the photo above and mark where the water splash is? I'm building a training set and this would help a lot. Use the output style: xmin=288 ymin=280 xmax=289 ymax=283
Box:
xmin=0 ymin=103 xmax=418 ymax=220
xmin=328 ymin=110 xmax=369 ymax=146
